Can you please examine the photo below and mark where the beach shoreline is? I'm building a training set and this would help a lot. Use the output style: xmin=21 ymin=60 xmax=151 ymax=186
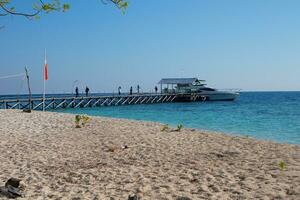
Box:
xmin=0 ymin=109 xmax=299 ymax=199
xmin=59 ymin=110 xmax=299 ymax=147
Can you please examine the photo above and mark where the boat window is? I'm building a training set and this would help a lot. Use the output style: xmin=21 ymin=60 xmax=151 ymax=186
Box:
xmin=201 ymin=88 xmax=216 ymax=91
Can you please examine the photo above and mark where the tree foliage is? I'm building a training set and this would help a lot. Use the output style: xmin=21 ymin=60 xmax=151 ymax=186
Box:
xmin=0 ymin=0 xmax=128 ymax=19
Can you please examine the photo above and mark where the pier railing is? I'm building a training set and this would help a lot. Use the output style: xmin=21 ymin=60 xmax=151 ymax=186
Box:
xmin=0 ymin=93 xmax=180 ymax=111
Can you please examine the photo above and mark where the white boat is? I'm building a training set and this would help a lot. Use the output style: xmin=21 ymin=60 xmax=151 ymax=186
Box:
xmin=158 ymin=78 xmax=239 ymax=101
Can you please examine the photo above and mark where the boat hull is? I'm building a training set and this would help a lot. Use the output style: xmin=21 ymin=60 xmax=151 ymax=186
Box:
xmin=204 ymin=92 xmax=239 ymax=101
xmin=175 ymin=92 xmax=239 ymax=102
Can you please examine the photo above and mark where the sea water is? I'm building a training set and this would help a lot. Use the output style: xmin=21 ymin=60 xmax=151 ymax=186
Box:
xmin=47 ymin=92 xmax=300 ymax=145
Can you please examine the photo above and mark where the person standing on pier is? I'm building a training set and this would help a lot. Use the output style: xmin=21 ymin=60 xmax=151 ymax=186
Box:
xmin=130 ymin=86 xmax=133 ymax=95
xmin=118 ymin=86 xmax=122 ymax=95
xmin=85 ymin=86 xmax=90 ymax=97
xmin=75 ymin=87 xmax=79 ymax=97
xmin=155 ymin=86 xmax=158 ymax=94
xmin=137 ymin=85 xmax=140 ymax=94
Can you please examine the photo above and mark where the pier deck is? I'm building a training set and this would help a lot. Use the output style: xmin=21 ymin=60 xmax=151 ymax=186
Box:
xmin=0 ymin=93 xmax=207 ymax=111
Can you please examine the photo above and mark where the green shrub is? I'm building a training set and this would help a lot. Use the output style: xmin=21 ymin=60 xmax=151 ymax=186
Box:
xmin=75 ymin=115 xmax=82 ymax=128
xmin=81 ymin=115 xmax=90 ymax=126
xmin=161 ymin=124 xmax=169 ymax=132
xmin=75 ymin=114 xmax=91 ymax=128
xmin=176 ymin=124 xmax=183 ymax=132
xmin=278 ymin=161 xmax=286 ymax=170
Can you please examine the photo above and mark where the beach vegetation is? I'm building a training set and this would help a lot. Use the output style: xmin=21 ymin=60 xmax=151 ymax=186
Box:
xmin=161 ymin=124 xmax=169 ymax=132
xmin=161 ymin=124 xmax=184 ymax=132
xmin=278 ymin=161 xmax=286 ymax=170
xmin=75 ymin=114 xmax=91 ymax=128
xmin=0 ymin=0 xmax=128 ymax=20
xmin=75 ymin=115 xmax=82 ymax=128
xmin=176 ymin=124 xmax=184 ymax=132
xmin=81 ymin=115 xmax=91 ymax=126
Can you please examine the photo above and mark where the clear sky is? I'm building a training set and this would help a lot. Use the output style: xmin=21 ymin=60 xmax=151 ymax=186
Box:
xmin=1 ymin=0 xmax=300 ymax=94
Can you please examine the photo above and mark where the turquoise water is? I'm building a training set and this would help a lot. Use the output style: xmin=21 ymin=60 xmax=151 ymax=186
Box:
xmin=58 ymin=92 xmax=300 ymax=145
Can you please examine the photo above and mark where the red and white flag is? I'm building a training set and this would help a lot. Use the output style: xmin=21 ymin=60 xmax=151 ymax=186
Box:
xmin=43 ymin=49 xmax=48 ymax=111
xmin=44 ymin=56 xmax=48 ymax=80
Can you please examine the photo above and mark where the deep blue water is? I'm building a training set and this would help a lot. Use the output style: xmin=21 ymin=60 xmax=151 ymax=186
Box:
xmin=55 ymin=92 xmax=300 ymax=145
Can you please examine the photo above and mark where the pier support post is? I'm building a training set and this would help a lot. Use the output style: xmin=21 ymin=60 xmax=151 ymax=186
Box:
xmin=25 ymin=67 xmax=32 ymax=111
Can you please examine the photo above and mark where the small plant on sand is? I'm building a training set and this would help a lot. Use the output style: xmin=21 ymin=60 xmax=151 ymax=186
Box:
xmin=278 ymin=161 xmax=286 ymax=170
xmin=75 ymin=115 xmax=82 ymax=128
xmin=176 ymin=124 xmax=184 ymax=132
xmin=81 ymin=115 xmax=90 ymax=126
xmin=161 ymin=124 xmax=169 ymax=132
xmin=75 ymin=115 xmax=91 ymax=128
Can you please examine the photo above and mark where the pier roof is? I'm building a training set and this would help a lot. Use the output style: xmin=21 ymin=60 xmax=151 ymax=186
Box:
xmin=158 ymin=78 xmax=204 ymax=85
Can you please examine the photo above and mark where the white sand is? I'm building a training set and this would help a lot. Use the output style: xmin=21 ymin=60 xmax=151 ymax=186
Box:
xmin=0 ymin=110 xmax=299 ymax=199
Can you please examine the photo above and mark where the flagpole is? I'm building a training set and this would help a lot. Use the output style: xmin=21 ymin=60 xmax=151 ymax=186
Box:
xmin=43 ymin=48 xmax=46 ymax=112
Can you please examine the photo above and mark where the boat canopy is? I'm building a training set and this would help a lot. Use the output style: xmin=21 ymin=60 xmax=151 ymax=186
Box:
xmin=158 ymin=78 xmax=205 ymax=85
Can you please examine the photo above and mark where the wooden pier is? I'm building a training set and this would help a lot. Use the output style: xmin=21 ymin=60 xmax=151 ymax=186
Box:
xmin=0 ymin=93 xmax=207 ymax=111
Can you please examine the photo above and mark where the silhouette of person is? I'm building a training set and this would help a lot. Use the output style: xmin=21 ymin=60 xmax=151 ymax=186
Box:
xmin=85 ymin=86 xmax=90 ymax=97
xmin=155 ymin=86 xmax=158 ymax=94
xmin=118 ymin=86 xmax=121 ymax=95
xmin=130 ymin=86 xmax=133 ymax=95
xmin=137 ymin=85 xmax=140 ymax=94
xmin=75 ymin=87 xmax=79 ymax=97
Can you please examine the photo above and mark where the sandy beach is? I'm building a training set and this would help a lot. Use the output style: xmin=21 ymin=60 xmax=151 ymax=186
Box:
xmin=0 ymin=110 xmax=299 ymax=199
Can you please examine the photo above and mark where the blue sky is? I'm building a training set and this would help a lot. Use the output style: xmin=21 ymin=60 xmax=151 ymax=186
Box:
xmin=1 ymin=0 xmax=300 ymax=94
